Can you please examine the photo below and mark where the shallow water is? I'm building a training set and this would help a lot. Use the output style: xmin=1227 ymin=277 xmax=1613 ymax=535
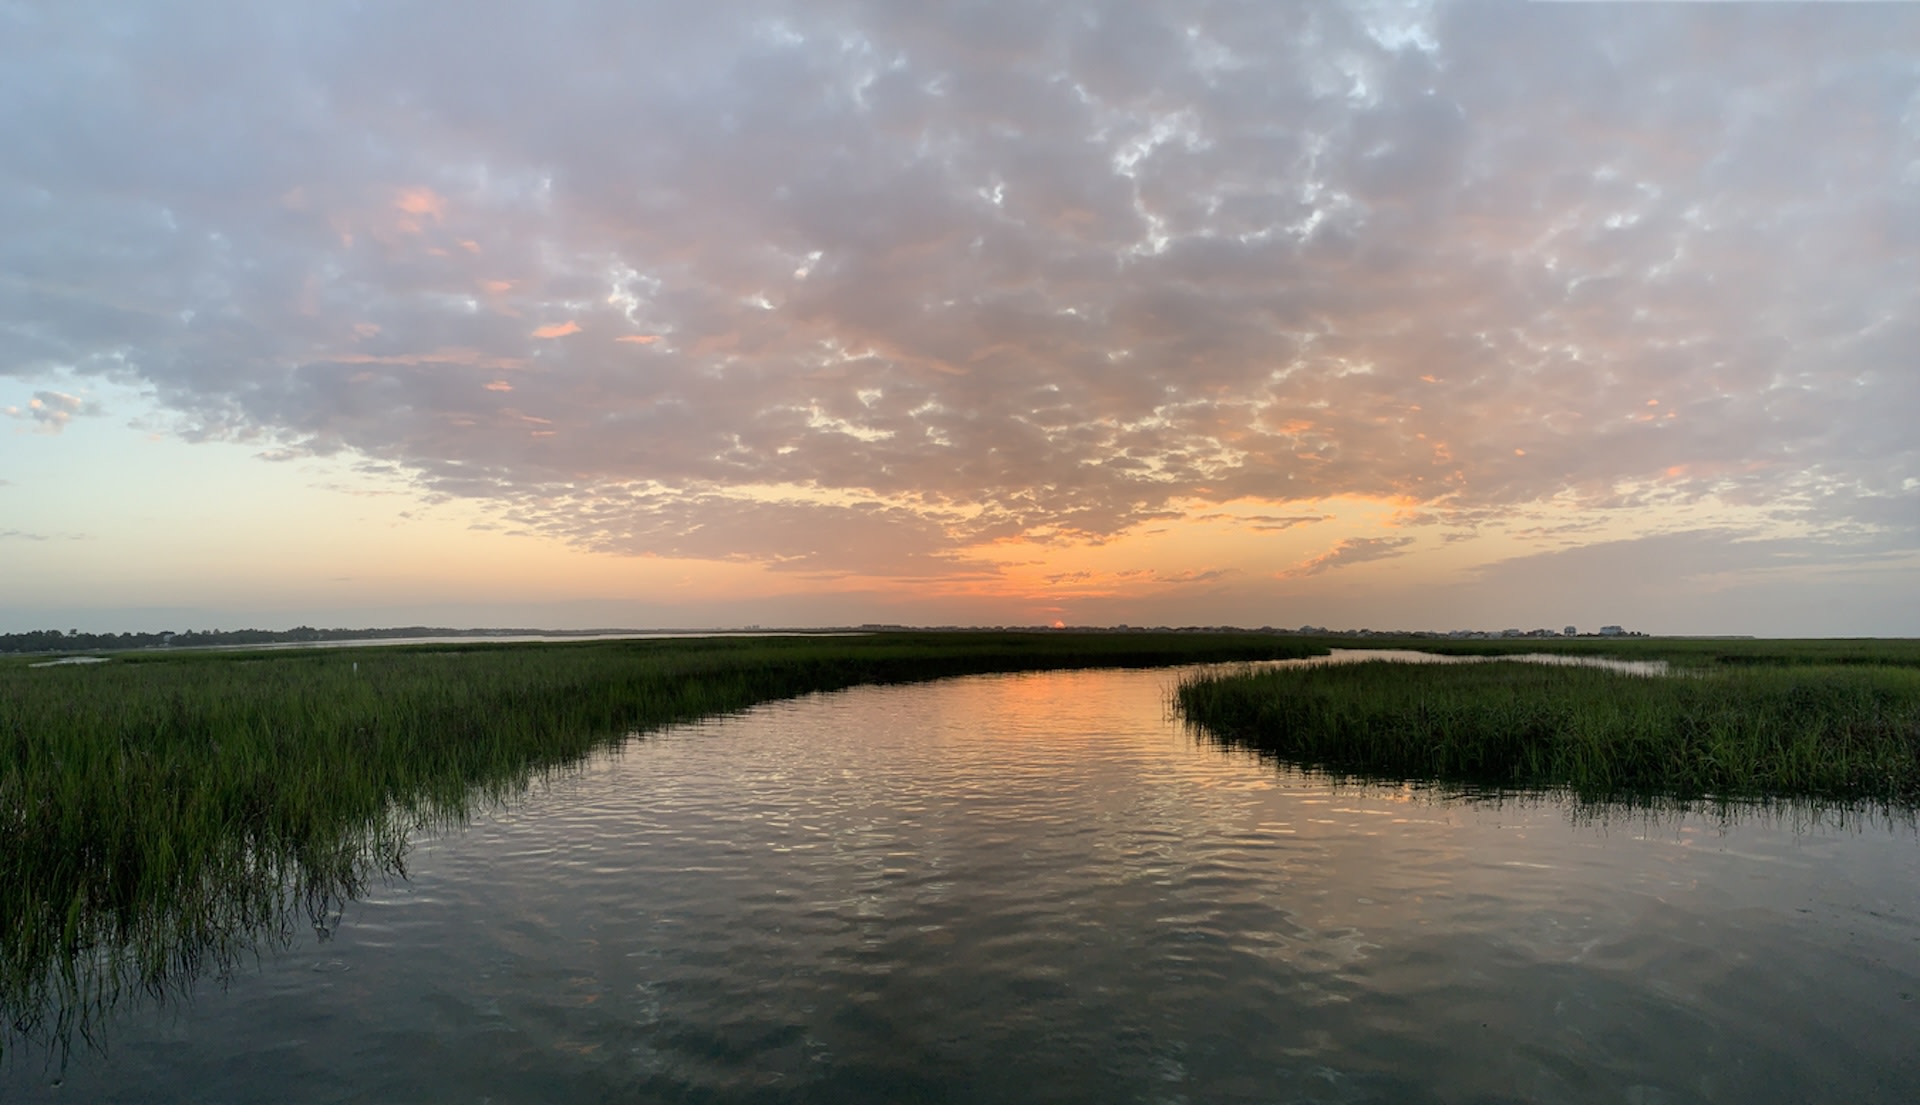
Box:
xmin=7 ymin=665 xmax=1916 ymax=1102
xmin=1308 ymin=647 xmax=1671 ymax=676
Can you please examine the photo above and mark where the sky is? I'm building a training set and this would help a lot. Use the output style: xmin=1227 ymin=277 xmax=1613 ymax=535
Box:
xmin=3 ymin=1 xmax=1918 ymax=636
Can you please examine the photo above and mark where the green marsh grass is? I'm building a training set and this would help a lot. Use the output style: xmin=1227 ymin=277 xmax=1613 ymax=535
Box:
xmin=1177 ymin=652 xmax=1920 ymax=804
xmin=1303 ymin=634 xmax=1920 ymax=670
xmin=1 ymin=631 xmax=1321 ymax=1054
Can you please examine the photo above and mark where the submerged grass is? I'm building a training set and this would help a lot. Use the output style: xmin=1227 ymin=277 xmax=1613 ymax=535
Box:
xmin=1 ymin=630 xmax=1319 ymax=1053
xmin=1177 ymin=650 xmax=1920 ymax=805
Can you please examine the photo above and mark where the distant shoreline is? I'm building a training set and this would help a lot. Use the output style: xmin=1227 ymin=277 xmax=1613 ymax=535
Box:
xmin=0 ymin=626 xmax=866 ymax=657
xmin=2 ymin=623 xmax=1873 ymax=659
xmin=0 ymin=623 xmax=1322 ymax=657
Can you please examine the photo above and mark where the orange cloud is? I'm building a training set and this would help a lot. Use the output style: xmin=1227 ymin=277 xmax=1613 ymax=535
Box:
xmin=484 ymin=380 xmax=514 ymax=392
xmin=531 ymin=321 xmax=581 ymax=339
xmin=616 ymin=334 xmax=661 ymax=345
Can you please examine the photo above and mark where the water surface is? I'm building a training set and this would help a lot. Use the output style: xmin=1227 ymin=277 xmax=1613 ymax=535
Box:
xmin=1307 ymin=647 xmax=1671 ymax=676
xmin=7 ymin=665 xmax=1915 ymax=1102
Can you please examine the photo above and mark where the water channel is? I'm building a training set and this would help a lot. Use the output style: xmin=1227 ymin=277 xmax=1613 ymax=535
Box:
xmin=7 ymin=661 xmax=1918 ymax=1102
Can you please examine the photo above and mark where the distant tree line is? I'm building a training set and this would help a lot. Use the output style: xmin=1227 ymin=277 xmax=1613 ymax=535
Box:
xmin=0 ymin=626 xmax=481 ymax=655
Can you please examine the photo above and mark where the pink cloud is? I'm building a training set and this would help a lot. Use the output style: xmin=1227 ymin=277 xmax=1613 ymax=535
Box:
xmin=393 ymin=187 xmax=445 ymax=222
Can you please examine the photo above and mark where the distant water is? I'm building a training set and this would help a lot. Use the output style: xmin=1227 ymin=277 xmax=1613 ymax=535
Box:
xmin=7 ymin=664 xmax=1914 ymax=1102
xmin=1304 ymin=647 xmax=1671 ymax=676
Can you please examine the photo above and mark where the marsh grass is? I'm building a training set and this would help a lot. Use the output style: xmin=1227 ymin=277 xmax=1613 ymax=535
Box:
xmin=1 ymin=631 xmax=1319 ymax=1055
xmin=1331 ymin=634 xmax=1920 ymax=670
xmin=1177 ymin=654 xmax=1920 ymax=805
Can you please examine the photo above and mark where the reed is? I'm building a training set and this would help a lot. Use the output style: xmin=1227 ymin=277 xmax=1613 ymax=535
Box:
xmin=1330 ymin=635 xmax=1920 ymax=670
xmin=1 ymin=631 xmax=1320 ymax=1052
xmin=1177 ymin=656 xmax=1920 ymax=803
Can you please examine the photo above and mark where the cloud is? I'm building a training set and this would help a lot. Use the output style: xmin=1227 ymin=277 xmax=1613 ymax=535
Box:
xmin=1197 ymin=513 xmax=1330 ymax=533
xmin=393 ymin=187 xmax=446 ymax=228
xmin=1285 ymin=537 xmax=1417 ymax=577
xmin=3 ymin=390 xmax=99 ymax=433
xmin=1043 ymin=565 xmax=1235 ymax=588
xmin=0 ymin=530 xmax=49 ymax=541
xmin=1151 ymin=567 xmax=1236 ymax=586
xmin=0 ymin=2 xmax=1915 ymax=575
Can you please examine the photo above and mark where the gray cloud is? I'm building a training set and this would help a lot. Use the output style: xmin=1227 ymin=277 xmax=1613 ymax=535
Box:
xmin=1286 ymin=536 xmax=1417 ymax=577
xmin=1195 ymin=513 xmax=1330 ymax=533
xmin=2 ymin=390 xmax=99 ymax=432
xmin=1151 ymin=567 xmax=1236 ymax=586
xmin=2 ymin=1 xmax=1916 ymax=568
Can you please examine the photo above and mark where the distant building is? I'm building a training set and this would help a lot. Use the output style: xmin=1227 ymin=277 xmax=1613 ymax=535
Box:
xmin=1599 ymin=625 xmax=1624 ymax=636
xmin=1564 ymin=626 xmax=1578 ymax=637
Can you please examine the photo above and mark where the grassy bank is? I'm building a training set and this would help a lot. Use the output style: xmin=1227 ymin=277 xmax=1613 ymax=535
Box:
xmin=1 ymin=631 xmax=1321 ymax=1050
xmin=1329 ymin=635 xmax=1920 ymax=670
xmin=1177 ymin=650 xmax=1920 ymax=803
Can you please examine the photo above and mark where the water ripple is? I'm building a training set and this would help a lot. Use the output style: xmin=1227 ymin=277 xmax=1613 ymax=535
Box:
xmin=7 ymin=664 xmax=1918 ymax=1102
